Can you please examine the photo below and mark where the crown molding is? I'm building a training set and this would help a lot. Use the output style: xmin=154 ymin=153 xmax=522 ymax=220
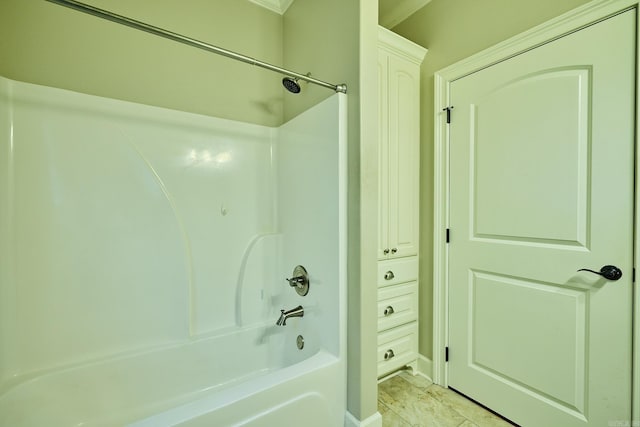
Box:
xmin=378 ymin=26 xmax=428 ymax=65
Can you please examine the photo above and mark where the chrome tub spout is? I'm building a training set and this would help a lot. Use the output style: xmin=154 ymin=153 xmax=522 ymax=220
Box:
xmin=276 ymin=305 xmax=304 ymax=326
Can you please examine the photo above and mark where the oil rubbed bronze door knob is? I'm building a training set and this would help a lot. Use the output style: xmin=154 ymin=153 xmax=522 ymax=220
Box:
xmin=577 ymin=265 xmax=622 ymax=281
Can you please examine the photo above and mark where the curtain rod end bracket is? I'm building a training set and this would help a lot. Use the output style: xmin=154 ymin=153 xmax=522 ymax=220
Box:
xmin=335 ymin=84 xmax=347 ymax=94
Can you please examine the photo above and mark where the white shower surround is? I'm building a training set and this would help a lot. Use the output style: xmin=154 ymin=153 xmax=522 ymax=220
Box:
xmin=0 ymin=76 xmax=347 ymax=426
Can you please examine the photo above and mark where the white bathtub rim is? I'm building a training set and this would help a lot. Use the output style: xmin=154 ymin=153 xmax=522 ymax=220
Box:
xmin=127 ymin=349 xmax=340 ymax=427
xmin=0 ymin=319 xmax=291 ymax=399
xmin=0 ymin=343 xmax=334 ymax=427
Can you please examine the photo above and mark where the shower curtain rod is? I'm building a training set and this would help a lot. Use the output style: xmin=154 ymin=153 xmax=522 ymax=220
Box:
xmin=45 ymin=0 xmax=348 ymax=94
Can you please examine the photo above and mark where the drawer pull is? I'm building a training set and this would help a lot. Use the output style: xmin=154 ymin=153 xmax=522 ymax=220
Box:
xmin=384 ymin=271 xmax=395 ymax=280
xmin=383 ymin=248 xmax=390 ymax=255
xmin=383 ymin=306 xmax=395 ymax=316
xmin=391 ymin=248 xmax=397 ymax=254
xmin=384 ymin=349 xmax=395 ymax=360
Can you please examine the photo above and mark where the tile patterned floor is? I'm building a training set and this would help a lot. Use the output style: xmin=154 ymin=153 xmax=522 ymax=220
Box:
xmin=378 ymin=371 xmax=515 ymax=427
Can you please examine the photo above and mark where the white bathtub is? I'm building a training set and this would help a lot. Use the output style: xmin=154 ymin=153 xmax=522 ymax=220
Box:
xmin=0 ymin=323 xmax=345 ymax=426
xmin=0 ymin=77 xmax=347 ymax=426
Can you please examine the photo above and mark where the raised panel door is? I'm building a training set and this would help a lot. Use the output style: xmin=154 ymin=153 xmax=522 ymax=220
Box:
xmin=387 ymin=54 xmax=419 ymax=259
xmin=448 ymin=10 xmax=634 ymax=426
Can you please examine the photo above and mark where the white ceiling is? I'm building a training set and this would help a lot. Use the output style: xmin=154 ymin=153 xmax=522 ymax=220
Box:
xmin=248 ymin=0 xmax=431 ymax=28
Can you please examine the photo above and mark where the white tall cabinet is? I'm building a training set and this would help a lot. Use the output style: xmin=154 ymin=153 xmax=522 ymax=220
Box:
xmin=376 ymin=27 xmax=426 ymax=378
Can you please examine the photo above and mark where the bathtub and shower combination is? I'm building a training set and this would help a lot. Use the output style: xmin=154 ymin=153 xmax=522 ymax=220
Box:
xmin=0 ymin=3 xmax=348 ymax=426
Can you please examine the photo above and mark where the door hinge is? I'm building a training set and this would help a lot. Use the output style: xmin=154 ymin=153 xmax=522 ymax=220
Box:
xmin=445 ymin=346 xmax=449 ymax=362
xmin=633 ymin=267 xmax=636 ymax=283
xmin=446 ymin=228 xmax=450 ymax=243
xmin=442 ymin=106 xmax=454 ymax=124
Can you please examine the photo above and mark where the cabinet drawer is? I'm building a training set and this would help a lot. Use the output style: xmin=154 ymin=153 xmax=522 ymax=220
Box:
xmin=378 ymin=257 xmax=418 ymax=287
xmin=378 ymin=282 xmax=417 ymax=332
xmin=377 ymin=322 xmax=417 ymax=377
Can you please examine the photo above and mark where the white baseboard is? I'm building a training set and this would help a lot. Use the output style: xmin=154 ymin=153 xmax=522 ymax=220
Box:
xmin=376 ymin=356 xmax=433 ymax=384
xmin=344 ymin=410 xmax=382 ymax=427
xmin=417 ymin=354 xmax=433 ymax=382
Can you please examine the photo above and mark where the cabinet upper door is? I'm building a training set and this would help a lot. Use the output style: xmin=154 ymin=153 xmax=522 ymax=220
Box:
xmin=386 ymin=52 xmax=420 ymax=259
xmin=377 ymin=28 xmax=426 ymax=261
xmin=378 ymin=53 xmax=420 ymax=259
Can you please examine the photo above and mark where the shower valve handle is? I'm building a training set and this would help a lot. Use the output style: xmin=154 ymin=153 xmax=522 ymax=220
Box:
xmin=286 ymin=265 xmax=310 ymax=296
xmin=286 ymin=276 xmax=306 ymax=287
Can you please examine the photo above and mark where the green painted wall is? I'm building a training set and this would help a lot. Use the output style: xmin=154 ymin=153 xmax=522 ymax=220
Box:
xmin=0 ymin=0 xmax=284 ymax=126
xmin=391 ymin=0 xmax=591 ymax=360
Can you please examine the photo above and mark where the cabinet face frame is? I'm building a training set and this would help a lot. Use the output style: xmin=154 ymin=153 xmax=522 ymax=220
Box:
xmin=378 ymin=48 xmax=391 ymax=260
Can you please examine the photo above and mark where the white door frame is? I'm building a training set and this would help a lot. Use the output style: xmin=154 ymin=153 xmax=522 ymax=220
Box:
xmin=432 ymin=0 xmax=640 ymax=421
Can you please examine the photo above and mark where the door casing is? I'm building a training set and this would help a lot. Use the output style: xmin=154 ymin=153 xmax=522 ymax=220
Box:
xmin=432 ymin=0 xmax=640 ymax=422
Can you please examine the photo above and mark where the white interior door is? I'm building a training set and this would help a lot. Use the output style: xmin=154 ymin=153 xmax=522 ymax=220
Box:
xmin=448 ymin=10 xmax=635 ymax=427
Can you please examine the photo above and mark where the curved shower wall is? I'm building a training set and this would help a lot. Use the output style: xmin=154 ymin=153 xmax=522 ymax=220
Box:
xmin=0 ymin=75 xmax=346 ymax=426
xmin=0 ymin=75 xmax=275 ymax=381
